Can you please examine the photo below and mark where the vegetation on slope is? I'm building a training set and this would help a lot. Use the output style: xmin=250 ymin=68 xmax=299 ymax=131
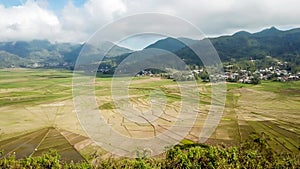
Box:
xmin=0 ymin=134 xmax=299 ymax=169
xmin=1 ymin=27 xmax=300 ymax=71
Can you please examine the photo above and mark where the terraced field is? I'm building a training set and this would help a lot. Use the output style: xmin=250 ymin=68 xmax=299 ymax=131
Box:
xmin=0 ymin=69 xmax=299 ymax=160
xmin=235 ymin=82 xmax=300 ymax=153
xmin=0 ymin=127 xmax=88 ymax=162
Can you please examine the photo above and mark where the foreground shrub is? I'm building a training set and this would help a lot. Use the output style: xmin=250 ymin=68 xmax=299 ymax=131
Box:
xmin=0 ymin=135 xmax=299 ymax=169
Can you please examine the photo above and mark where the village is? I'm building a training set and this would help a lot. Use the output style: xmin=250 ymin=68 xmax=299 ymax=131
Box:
xmin=216 ymin=60 xmax=300 ymax=84
xmin=133 ymin=60 xmax=300 ymax=84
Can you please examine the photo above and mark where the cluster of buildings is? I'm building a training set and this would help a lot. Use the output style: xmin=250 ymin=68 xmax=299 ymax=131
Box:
xmin=208 ymin=64 xmax=300 ymax=84
xmin=133 ymin=63 xmax=299 ymax=84
xmin=254 ymin=67 xmax=299 ymax=82
xmin=136 ymin=70 xmax=155 ymax=77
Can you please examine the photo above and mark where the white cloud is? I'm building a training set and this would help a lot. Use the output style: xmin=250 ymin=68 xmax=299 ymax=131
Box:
xmin=0 ymin=0 xmax=300 ymax=43
xmin=0 ymin=0 xmax=60 ymax=41
xmin=59 ymin=0 xmax=127 ymax=42
xmin=117 ymin=0 xmax=300 ymax=36
xmin=0 ymin=0 xmax=128 ymax=42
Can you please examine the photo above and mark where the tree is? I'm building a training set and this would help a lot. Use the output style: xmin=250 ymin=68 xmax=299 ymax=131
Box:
xmin=200 ymin=71 xmax=209 ymax=82
xmin=252 ymin=75 xmax=261 ymax=85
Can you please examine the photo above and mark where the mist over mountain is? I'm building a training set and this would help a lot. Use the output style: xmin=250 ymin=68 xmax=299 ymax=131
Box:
xmin=0 ymin=40 xmax=132 ymax=68
xmin=0 ymin=27 xmax=299 ymax=69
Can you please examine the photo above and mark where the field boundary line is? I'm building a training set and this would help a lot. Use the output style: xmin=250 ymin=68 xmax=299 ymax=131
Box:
xmin=30 ymin=128 xmax=51 ymax=156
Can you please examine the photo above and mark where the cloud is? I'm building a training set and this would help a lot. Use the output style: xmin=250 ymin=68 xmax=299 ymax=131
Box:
xmin=0 ymin=0 xmax=60 ymax=41
xmin=0 ymin=0 xmax=300 ymax=44
xmin=119 ymin=0 xmax=300 ymax=36
xmin=59 ymin=0 xmax=127 ymax=42
xmin=0 ymin=0 xmax=128 ymax=42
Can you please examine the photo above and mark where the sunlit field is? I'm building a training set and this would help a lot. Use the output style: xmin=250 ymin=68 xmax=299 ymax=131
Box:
xmin=0 ymin=69 xmax=299 ymax=161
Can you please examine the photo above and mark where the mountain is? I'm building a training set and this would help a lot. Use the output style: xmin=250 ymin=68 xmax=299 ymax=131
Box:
xmin=99 ymin=41 xmax=133 ymax=57
xmin=253 ymin=26 xmax=281 ymax=37
xmin=0 ymin=51 xmax=29 ymax=68
xmin=0 ymin=27 xmax=299 ymax=69
xmin=141 ymin=27 xmax=300 ymax=65
xmin=211 ymin=27 xmax=300 ymax=63
xmin=145 ymin=37 xmax=187 ymax=52
xmin=0 ymin=40 xmax=132 ymax=68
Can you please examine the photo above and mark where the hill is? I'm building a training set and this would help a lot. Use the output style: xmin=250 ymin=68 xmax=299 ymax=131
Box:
xmin=145 ymin=37 xmax=187 ymax=52
xmin=0 ymin=40 xmax=132 ymax=68
xmin=211 ymin=27 xmax=300 ymax=63
xmin=0 ymin=27 xmax=300 ymax=69
xmin=116 ymin=27 xmax=300 ymax=68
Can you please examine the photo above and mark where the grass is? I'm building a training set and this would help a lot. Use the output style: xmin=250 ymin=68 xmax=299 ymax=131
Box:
xmin=0 ymin=69 xmax=72 ymax=107
xmin=255 ymin=80 xmax=300 ymax=93
xmin=99 ymin=102 xmax=116 ymax=110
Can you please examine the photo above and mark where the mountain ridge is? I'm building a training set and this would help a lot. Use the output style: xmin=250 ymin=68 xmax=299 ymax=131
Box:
xmin=0 ymin=40 xmax=133 ymax=68
xmin=0 ymin=27 xmax=299 ymax=68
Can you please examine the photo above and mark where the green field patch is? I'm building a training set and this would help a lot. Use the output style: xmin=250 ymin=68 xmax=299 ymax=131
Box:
xmin=0 ymin=127 xmax=87 ymax=162
xmin=96 ymin=73 xmax=113 ymax=78
xmin=247 ymin=121 xmax=299 ymax=153
xmin=261 ymin=121 xmax=299 ymax=152
xmin=222 ymin=117 xmax=232 ymax=121
xmin=34 ymin=74 xmax=72 ymax=79
xmin=254 ymin=81 xmax=300 ymax=93
xmin=180 ymin=139 xmax=194 ymax=145
xmin=0 ymin=94 xmax=69 ymax=107
xmin=226 ymin=91 xmax=240 ymax=108
xmin=226 ymin=82 xmax=250 ymax=91
xmin=238 ymin=124 xmax=256 ymax=141
xmin=278 ymin=88 xmax=300 ymax=96
xmin=199 ymin=100 xmax=211 ymax=105
xmin=0 ymin=128 xmax=49 ymax=159
xmin=164 ymin=93 xmax=181 ymax=102
xmin=99 ymin=102 xmax=116 ymax=110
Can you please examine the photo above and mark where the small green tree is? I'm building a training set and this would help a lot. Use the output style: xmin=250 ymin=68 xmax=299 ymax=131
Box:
xmin=252 ymin=75 xmax=261 ymax=85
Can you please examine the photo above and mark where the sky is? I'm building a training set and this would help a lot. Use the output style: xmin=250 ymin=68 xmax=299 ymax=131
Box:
xmin=1 ymin=0 xmax=300 ymax=50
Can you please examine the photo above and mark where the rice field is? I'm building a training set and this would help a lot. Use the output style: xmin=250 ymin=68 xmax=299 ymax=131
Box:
xmin=0 ymin=68 xmax=299 ymax=160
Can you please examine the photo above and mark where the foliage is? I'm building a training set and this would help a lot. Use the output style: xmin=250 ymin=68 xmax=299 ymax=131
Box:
xmin=0 ymin=149 xmax=91 ymax=169
xmin=251 ymin=75 xmax=261 ymax=85
xmin=199 ymin=70 xmax=209 ymax=82
xmin=0 ymin=134 xmax=299 ymax=169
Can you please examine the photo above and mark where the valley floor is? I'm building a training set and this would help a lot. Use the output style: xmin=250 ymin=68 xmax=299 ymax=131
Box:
xmin=0 ymin=69 xmax=299 ymax=160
